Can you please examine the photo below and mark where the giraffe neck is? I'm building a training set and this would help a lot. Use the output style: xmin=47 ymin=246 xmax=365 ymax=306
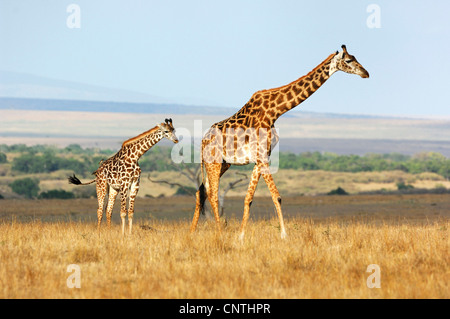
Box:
xmin=121 ymin=127 xmax=163 ymax=161
xmin=248 ymin=53 xmax=336 ymax=126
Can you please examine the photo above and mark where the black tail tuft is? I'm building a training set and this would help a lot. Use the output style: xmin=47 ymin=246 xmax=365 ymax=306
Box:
xmin=68 ymin=174 xmax=82 ymax=185
xmin=198 ymin=183 xmax=207 ymax=215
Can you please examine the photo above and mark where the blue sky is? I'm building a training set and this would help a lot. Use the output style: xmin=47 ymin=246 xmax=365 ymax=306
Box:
xmin=1 ymin=0 xmax=449 ymax=116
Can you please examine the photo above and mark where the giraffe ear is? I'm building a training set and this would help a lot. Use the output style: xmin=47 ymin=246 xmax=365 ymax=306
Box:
xmin=341 ymin=44 xmax=349 ymax=56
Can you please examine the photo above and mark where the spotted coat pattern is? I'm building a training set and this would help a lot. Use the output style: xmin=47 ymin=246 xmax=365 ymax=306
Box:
xmin=69 ymin=119 xmax=178 ymax=235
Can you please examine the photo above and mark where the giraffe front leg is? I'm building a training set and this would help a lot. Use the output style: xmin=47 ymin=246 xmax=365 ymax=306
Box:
xmin=239 ymin=164 xmax=261 ymax=241
xmin=127 ymin=178 xmax=140 ymax=235
xmin=261 ymin=164 xmax=287 ymax=239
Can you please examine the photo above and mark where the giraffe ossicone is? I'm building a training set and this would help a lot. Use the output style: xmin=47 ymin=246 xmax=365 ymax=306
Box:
xmin=190 ymin=45 xmax=369 ymax=240
xmin=68 ymin=119 xmax=178 ymax=236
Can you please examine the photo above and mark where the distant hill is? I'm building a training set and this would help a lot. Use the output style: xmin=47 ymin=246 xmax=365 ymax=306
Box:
xmin=0 ymin=97 xmax=235 ymax=116
xmin=0 ymin=96 xmax=393 ymax=119
xmin=0 ymin=70 xmax=174 ymax=104
xmin=1 ymin=97 xmax=450 ymax=156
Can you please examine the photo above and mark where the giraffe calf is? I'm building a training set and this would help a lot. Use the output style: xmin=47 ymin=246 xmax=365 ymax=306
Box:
xmin=69 ymin=119 xmax=178 ymax=236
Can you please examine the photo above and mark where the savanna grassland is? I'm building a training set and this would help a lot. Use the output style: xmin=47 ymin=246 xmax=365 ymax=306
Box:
xmin=0 ymin=194 xmax=448 ymax=299
xmin=0 ymin=142 xmax=449 ymax=299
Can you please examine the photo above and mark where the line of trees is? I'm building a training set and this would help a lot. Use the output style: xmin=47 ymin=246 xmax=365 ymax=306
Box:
xmin=278 ymin=151 xmax=450 ymax=179
xmin=1 ymin=144 xmax=449 ymax=179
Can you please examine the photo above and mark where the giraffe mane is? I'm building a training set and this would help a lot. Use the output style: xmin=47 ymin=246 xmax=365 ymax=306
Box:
xmin=253 ymin=53 xmax=336 ymax=96
xmin=121 ymin=126 xmax=159 ymax=148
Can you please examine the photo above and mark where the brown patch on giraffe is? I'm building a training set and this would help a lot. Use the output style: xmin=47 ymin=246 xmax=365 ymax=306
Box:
xmin=276 ymin=95 xmax=285 ymax=104
xmin=312 ymin=80 xmax=320 ymax=90
xmin=286 ymin=91 xmax=293 ymax=101
xmin=253 ymin=98 xmax=262 ymax=106
xmin=276 ymin=103 xmax=287 ymax=112
xmin=266 ymin=109 xmax=276 ymax=118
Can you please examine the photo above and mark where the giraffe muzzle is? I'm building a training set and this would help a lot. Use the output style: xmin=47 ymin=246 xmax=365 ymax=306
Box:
xmin=360 ymin=68 xmax=370 ymax=78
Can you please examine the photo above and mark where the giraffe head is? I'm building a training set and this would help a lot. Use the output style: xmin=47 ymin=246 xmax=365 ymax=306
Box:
xmin=158 ymin=118 xmax=179 ymax=143
xmin=329 ymin=45 xmax=369 ymax=78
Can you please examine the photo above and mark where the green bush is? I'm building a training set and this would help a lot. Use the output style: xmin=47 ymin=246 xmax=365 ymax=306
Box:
xmin=12 ymin=152 xmax=88 ymax=174
xmin=174 ymin=186 xmax=197 ymax=196
xmin=0 ymin=152 xmax=7 ymax=163
xmin=396 ymin=181 xmax=414 ymax=190
xmin=9 ymin=178 xmax=40 ymax=199
xmin=38 ymin=189 xmax=75 ymax=199
xmin=327 ymin=186 xmax=348 ymax=195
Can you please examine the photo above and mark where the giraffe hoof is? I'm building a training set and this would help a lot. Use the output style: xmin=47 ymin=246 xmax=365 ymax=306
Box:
xmin=281 ymin=231 xmax=287 ymax=239
xmin=238 ymin=232 xmax=245 ymax=242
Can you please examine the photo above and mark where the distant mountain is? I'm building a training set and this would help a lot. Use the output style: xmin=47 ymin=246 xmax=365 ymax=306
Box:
xmin=0 ymin=70 xmax=401 ymax=120
xmin=0 ymin=97 xmax=236 ymax=115
xmin=0 ymin=70 xmax=175 ymax=104
xmin=0 ymin=70 xmax=238 ymax=115
xmin=0 ymin=96 xmax=407 ymax=120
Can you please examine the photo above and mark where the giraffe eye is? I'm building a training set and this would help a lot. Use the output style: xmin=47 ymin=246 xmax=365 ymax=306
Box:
xmin=345 ymin=60 xmax=353 ymax=63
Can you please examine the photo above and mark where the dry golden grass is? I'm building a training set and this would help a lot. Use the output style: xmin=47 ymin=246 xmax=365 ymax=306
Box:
xmin=0 ymin=216 xmax=448 ymax=299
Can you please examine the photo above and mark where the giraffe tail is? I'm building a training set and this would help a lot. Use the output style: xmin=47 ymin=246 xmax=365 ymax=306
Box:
xmin=68 ymin=174 xmax=96 ymax=186
xmin=198 ymin=183 xmax=207 ymax=215
xmin=198 ymin=141 xmax=207 ymax=215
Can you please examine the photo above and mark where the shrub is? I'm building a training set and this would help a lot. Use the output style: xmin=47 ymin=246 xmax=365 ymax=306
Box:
xmin=327 ymin=187 xmax=348 ymax=195
xmin=396 ymin=181 xmax=414 ymax=190
xmin=174 ymin=186 xmax=197 ymax=196
xmin=38 ymin=189 xmax=75 ymax=199
xmin=0 ymin=152 xmax=7 ymax=163
xmin=9 ymin=178 xmax=40 ymax=199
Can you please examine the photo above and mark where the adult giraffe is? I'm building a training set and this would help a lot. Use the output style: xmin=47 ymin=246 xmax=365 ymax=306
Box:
xmin=190 ymin=45 xmax=369 ymax=239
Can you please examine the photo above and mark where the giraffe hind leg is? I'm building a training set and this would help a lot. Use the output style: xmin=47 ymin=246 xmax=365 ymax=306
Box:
xmin=96 ymin=180 xmax=108 ymax=235
xmin=190 ymin=183 xmax=206 ymax=233
xmin=239 ymin=164 xmax=261 ymax=241
xmin=205 ymin=163 xmax=222 ymax=233
xmin=105 ymin=185 xmax=118 ymax=230
xmin=261 ymin=167 xmax=287 ymax=239
xmin=190 ymin=162 xmax=230 ymax=233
